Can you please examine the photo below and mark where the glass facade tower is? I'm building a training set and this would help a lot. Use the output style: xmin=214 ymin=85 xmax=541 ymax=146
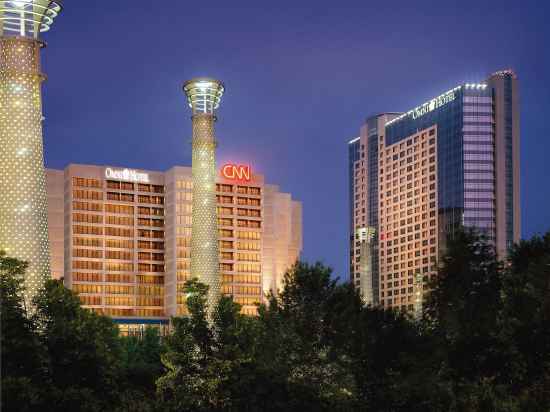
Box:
xmin=349 ymin=70 xmax=520 ymax=310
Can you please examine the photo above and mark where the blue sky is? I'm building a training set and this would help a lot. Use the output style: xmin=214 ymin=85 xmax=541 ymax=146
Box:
xmin=42 ymin=0 xmax=550 ymax=279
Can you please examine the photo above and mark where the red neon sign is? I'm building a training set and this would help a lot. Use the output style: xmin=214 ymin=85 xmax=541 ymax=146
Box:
xmin=221 ymin=164 xmax=251 ymax=181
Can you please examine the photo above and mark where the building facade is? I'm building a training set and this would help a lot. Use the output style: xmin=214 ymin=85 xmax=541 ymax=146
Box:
xmin=46 ymin=163 xmax=302 ymax=334
xmin=349 ymin=70 xmax=520 ymax=311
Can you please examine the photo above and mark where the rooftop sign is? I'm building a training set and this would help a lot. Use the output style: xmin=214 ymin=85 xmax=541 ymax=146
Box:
xmin=105 ymin=168 xmax=150 ymax=183
xmin=221 ymin=164 xmax=251 ymax=182
xmin=385 ymin=86 xmax=462 ymax=126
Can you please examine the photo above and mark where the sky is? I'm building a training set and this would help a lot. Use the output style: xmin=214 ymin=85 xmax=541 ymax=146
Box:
xmin=42 ymin=0 xmax=550 ymax=280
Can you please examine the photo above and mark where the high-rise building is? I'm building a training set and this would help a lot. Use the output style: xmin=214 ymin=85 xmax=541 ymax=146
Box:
xmin=0 ymin=1 xmax=63 ymax=304
xmin=46 ymin=163 xmax=302 ymax=334
xmin=349 ymin=70 xmax=520 ymax=311
xmin=183 ymin=78 xmax=225 ymax=313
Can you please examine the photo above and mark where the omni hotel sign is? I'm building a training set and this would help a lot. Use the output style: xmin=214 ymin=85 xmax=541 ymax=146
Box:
xmin=105 ymin=168 xmax=150 ymax=183
xmin=386 ymin=86 xmax=461 ymax=126
xmin=411 ymin=89 xmax=456 ymax=120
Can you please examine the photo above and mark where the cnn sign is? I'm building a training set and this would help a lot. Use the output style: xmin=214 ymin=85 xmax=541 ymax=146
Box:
xmin=221 ymin=164 xmax=251 ymax=181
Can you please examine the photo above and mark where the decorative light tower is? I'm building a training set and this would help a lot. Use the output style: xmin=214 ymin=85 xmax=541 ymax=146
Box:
xmin=0 ymin=0 xmax=63 ymax=305
xmin=183 ymin=78 xmax=225 ymax=313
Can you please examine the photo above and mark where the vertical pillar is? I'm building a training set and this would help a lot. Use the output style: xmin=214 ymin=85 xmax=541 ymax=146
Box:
xmin=0 ymin=37 xmax=50 ymax=304
xmin=190 ymin=112 xmax=220 ymax=311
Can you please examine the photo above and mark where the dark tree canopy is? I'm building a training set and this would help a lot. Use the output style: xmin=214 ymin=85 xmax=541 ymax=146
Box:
xmin=2 ymin=229 xmax=549 ymax=411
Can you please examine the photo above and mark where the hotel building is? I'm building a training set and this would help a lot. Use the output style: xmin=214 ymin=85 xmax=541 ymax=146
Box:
xmin=349 ymin=70 xmax=520 ymax=311
xmin=46 ymin=163 xmax=302 ymax=333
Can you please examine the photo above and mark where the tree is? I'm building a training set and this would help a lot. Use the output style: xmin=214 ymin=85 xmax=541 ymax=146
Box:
xmin=0 ymin=252 xmax=46 ymax=412
xmin=424 ymin=229 xmax=505 ymax=380
xmin=500 ymin=233 xmax=550 ymax=410
xmin=157 ymin=279 xmax=262 ymax=411
xmin=4 ymin=230 xmax=550 ymax=411
xmin=257 ymin=262 xmax=358 ymax=411
xmin=118 ymin=327 xmax=164 ymax=412
xmin=33 ymin=279 xmax=123 ymax=412
xmin=421 ymin=229 xmax=550 ymax=411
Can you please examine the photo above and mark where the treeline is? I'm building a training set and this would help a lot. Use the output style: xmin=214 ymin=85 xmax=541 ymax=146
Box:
xmin=1 ymin=230 xmax=549 ymax=412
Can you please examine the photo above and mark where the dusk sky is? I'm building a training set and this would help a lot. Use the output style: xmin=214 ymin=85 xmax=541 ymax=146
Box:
xmin=42 ymin=0 xmax=550 ymax=279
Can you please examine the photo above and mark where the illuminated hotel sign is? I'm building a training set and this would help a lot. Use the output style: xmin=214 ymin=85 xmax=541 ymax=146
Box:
xmin=386 ymin=86 xmax=461 ymax=126
xmin=411 ymin=90 xmax=456 ymax=120
xmin=105 ymin=168 xmax=150 ymax=183
xmin=221 ymin=164 xmax=251 ymax=181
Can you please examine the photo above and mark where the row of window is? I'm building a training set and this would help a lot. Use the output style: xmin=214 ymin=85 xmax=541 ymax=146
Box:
xmin=106 ymin=204 xmax=134 ymax=214
xmin=106 ymin=181 xmax=136 ymax=191
xmin=73 ymin=249 xmax=103 ymax=259
xmin=236 ymin=252 xmax=261 ymax=262
xmin=234 ymin=263 xmax=261 ymax=273
xmin=139 ymin=240 xmax=164 ymax=250
xmin=138 ymin=229 xmax=164 ymax=239
xmin=73 ymin=178 xmax=102 ymax=188
xmin=102 ymin=297 xmax=163 ymax=306
xmin=216 ymin=184 xmax=261 ymax=195
xmin=73 ymin=201 xmax=102 ymax=212
xmin=103 ymin=308 xmax=164 ymax=317
xmin=221 ymin=285 xmax=262 ymax=296
xmin=106 ymin=192 xmax=165 ymax=204
xmin=73 ymin=190 xmax=102 ymax=201
xmin=216 ymin=196 xmax=261 ymax=206
xmin=73 ymin=273 xmax=165 ymax=284
xmin=222 ymin=274 xmax=261 ymax=284
xmin=106 ymin=180 xmax=163 ymax=193
xmin=237 ymin=241 xmax=261 ymax=251
xmin=138 ymin=252 xmax=164 ymax=261
xmin=73 ymin=261 xmax=163 ymax=272
xmin=73 ymin=237 xmax=103 ymax=247
xmin=107 ymin=215 xmax=134 ymax=226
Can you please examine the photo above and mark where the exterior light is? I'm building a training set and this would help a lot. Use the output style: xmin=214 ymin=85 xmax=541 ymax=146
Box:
xmin=0 ymin=0 xmax=62 ymax=38
xmin=183 ymin=77 xmax=225 ymax=115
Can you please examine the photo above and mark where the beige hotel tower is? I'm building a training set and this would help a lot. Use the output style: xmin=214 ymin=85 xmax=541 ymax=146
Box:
xmin=45 ymin=163 xmax=301 ymax=333
xmin=0 ymin=1 xmax=63 ymax=304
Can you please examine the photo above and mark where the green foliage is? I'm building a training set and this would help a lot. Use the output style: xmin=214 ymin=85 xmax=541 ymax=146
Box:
xmin=32 ymin=279 xmax=123 ymax=411
xmin=1 ymin=252 xmax=126 ymax=412
xmin=501 ymin=233 xmax=550 ymax=410
xmin=2 ymin=229 xmax=550 ymax=411
xmin=424 ymin=229 xmax=506 ymax=384
xmin=258 ymin=262 xmax=358 ymax=411
xmin=157 ymin=278 xmax=264 ymax=411
xmin=0 ymin=252 xmax=46 ymax=412
xmin=118 ymin=327 xmax=164 ymax=412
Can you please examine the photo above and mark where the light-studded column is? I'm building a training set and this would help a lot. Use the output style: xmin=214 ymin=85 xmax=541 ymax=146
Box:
xmin=0 ymin=37 xmax=50 ymax=304
xmin=190 ymin=113 xmax=220 ymax=311
xmin=183 ymin=78 xmax=225 ymax=314
xmin=0 ymin=1 xmax=63 ymax=305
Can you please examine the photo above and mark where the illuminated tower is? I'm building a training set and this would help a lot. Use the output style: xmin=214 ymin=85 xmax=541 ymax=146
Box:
xmin=183 ymin=77 xmax=225 ymax=312
xmin=0 ymin=0 xmax=63 ymax=304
